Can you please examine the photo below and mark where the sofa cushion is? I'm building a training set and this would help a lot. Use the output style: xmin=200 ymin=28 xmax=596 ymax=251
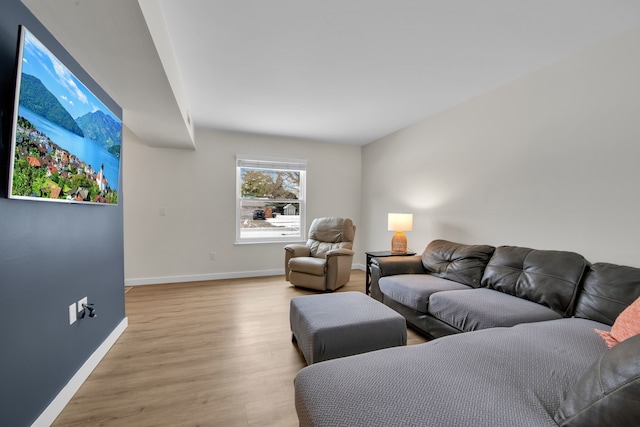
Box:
xmin=421 ymin=239 xmax=495 ymax=288
xmin=379 ymin=274 xmax=471 ymax=313
xmin=481 ymin=246 xmax=587 ymax=316
xmin=573 ymin=262 xmax=640 ymax=326
xmin=428 ymin=288 xmax=563 ymax=332
xmin=554 ymin=333 xmax=640 ymax=426
xmin=594 ymin=296 xmax=640 ymax=348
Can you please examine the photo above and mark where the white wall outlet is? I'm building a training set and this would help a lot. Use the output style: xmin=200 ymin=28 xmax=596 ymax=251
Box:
xmin=210 ymin=251 xmax=216 ymax=260
xmin=69 ymin=303 xmax=77 ymax=325
xmin=78 ymin=297 xmax=88 ymax=313
xmin=159 ymin=207 xmax=167 ymax=216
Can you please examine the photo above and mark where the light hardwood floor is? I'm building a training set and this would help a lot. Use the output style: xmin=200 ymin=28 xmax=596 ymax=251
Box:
xmin=53 ymin=270 xmax=427 ymax=426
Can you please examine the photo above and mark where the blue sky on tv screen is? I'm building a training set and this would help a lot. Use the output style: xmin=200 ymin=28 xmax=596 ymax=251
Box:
xmin=20 ymin=28 xmax=121 ymax=127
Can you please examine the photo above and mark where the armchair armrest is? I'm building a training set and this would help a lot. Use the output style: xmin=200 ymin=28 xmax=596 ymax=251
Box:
xmin=284 ymin=244 xmax=311 ymax=281
xmin=325 ymin=249 xmax=355 ymax=291
xmin=325 ymin=248 xmax=355 ymax=258
xmin=284 ymin=244 xmax=311 ymax=258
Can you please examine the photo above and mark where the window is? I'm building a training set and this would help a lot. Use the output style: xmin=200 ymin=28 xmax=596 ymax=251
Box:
xmin=236 ymin=156 xmax=306 ymax=243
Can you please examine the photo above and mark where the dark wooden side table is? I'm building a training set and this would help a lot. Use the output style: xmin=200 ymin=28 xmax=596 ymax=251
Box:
xmin=365 ymin=250 xmax=417 ymax=295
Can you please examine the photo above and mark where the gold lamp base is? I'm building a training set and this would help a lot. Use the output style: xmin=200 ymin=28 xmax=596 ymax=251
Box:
xmin=391 ymin=231 xmax=408 ymax=254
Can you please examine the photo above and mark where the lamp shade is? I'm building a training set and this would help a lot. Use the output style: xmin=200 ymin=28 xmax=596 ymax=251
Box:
xmin=388 ymin=213 xmax=413 ymax=232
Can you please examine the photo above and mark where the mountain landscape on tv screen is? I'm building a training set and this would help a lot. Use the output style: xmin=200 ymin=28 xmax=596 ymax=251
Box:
xmin=19 ymin=73 xmax=85 ymax=137
xmin=76 ymin=110 xmax=122 ymax=158
xmin=19 ymin=73 xmax=121 ymax=156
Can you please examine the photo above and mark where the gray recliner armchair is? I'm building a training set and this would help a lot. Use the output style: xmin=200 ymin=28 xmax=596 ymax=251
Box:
xmin=285 ymin=217 xmax=356 ymax=291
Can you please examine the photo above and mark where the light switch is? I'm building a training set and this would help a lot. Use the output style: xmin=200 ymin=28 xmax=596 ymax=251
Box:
xmin=69 ymin=303 xmax=77 ymax=325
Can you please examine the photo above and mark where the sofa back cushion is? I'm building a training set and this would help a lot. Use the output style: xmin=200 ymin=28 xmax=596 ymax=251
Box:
xmin=573 ymin=262 xmax=640 ymax=326
xmin=421 ymin=240 xmax=495 ymax=288
xmin=481 ymin=246 xmax=587 ymax=316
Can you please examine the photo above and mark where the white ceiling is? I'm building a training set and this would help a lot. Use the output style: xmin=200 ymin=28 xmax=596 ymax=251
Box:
xmin=21 ymin=1 xmax=640 ymax=149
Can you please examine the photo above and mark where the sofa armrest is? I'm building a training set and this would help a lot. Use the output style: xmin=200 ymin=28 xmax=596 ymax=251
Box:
xmin=372 ymin=255 xmax=425 ymax=277
xmin=369 ymin=256 xmax=426 ymax=301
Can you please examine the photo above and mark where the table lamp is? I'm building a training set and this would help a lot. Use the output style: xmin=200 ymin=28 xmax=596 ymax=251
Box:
xmin=388 ymin=213 xmax=413 ymax=254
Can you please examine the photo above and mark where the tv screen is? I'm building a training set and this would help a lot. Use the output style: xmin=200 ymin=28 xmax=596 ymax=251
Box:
xmin=8 ymin=26 xmax=122 ymax=205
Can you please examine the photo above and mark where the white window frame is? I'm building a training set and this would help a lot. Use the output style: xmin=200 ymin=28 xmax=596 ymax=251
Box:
xmin=235 ymin=155 xmax=307 ymax=244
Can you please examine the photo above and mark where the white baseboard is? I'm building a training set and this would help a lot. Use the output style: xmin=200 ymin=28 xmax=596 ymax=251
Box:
xmin=126 ymin=265 xmax=366 ymax=286
xmin=125 ymin=269 xmax=285 ymax=286
xmin=32 ymin=317 xmax=129 ymax=427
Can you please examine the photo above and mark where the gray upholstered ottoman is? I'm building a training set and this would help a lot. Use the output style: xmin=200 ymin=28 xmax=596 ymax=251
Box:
xmin=290 ymin=291 xmax=407 ymax=364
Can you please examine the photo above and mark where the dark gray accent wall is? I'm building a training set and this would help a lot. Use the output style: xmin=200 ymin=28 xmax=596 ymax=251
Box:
xmin=0 ymin=2 xmax=125 ymax=425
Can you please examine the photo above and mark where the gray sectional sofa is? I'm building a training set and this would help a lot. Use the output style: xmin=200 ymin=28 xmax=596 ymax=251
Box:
xmin=370 ymin=239 xmax=597 ymax=338
xmin=294 ymin=239 xmax=640 ymax=426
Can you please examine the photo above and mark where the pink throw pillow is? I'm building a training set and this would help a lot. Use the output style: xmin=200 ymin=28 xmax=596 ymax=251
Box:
xmin=595 ymin=296 xmax=640 ymax=348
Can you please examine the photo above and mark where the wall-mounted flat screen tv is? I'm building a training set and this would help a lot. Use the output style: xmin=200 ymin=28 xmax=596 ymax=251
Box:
xmin=8 ymin=26 xmax=122 ymax=205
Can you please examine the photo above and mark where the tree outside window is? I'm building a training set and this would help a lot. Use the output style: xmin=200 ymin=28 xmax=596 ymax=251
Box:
xmin=236 ymin=156 xmax=306 ymax=243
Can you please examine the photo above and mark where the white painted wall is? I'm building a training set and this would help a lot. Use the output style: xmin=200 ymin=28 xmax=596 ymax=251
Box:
xmin=123 ymin=128 xmax=362 ymax=284
xmin=361 ymin=27 xmax=640 ymax=267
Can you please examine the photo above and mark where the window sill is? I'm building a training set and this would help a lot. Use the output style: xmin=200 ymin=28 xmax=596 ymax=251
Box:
xmin=235 ymin=238 xmax=306 ymax=245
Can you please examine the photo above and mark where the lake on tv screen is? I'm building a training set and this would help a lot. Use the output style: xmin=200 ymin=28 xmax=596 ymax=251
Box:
xmin=19 ymin=107 xmax=120 ymax=192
